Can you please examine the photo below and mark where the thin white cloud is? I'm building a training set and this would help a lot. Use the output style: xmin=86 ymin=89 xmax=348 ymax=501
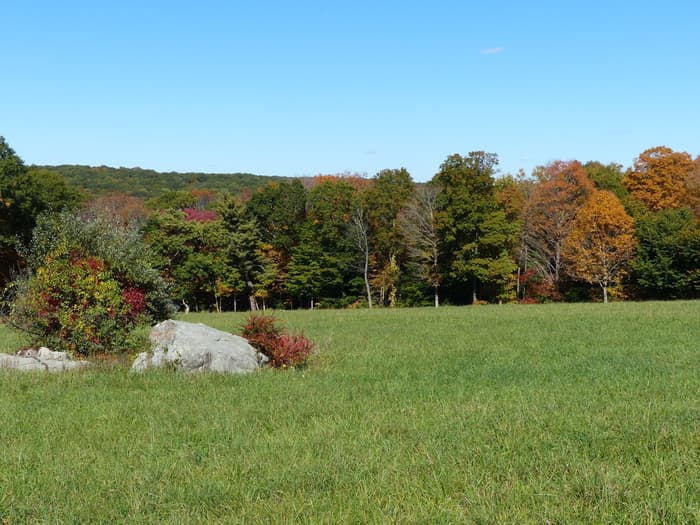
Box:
xmin=481 ymin=47 xmax=505 ymax=55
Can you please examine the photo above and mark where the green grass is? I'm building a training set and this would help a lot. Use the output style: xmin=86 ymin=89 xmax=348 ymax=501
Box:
xmin=1 ymin=302 xmax=699 ymax=523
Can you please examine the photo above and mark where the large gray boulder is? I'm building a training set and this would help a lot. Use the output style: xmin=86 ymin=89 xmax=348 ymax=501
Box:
xmin=0 ymin=347 xmax=92 ymax=372
xmin=132 ymin=320 xmax=267 ymax=374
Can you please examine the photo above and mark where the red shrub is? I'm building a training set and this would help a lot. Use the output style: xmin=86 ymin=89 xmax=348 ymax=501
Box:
xmin=122 ymin=287 xmax=147 ymax=319
xmin=241 ymin=314 xmax=313 ymax=368
xmin=270 ymin=331 xmax=314 ymax=368
xmin=241 ymin=314 xmax=283 ymax=359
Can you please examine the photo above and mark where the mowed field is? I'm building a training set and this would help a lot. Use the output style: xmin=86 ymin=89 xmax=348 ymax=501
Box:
xmin=0 ymin=302 xmax=698 ymax=523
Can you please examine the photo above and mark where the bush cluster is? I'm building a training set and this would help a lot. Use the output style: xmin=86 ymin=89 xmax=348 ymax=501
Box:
xmin=241 ymin=314 xmax=313 ymax=368
xmin=9 ymin=211 xmax=173 ymax=356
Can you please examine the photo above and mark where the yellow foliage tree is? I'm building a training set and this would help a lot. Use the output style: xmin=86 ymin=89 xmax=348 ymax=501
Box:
xmin=563 ymin=190 xmax=637 ymax=303
xmin=623 ymin=146 xmax=695 ymax=211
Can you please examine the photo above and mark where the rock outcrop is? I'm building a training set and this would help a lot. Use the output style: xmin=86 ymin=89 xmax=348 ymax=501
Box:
xmin=132 ymin=320 xmax=267 ymax=374
xmin=0 ymin=347 xmax=92 ymax=372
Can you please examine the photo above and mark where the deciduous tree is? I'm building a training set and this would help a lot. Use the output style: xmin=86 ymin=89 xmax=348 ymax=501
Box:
xmin=362 ymin=168 xmax=414 ymax=305
xmin=304 ymin=176 xmax=363 ymax=306
xmin=144 ymin=209 xmax=230 ymax=311
xmin=563 ymin=191 xmax=636 ymax=302
xmin=584 ymin=161 xmax=628 ymax=202
xmin=401 ymin=183 xmax=442 ymax=307
xmin=522 ymin=160 xmax=594 ymax=297
xmin=623 ymin=146 xmax=695 ymax=212
xmin=246 ymin=179 xmax=307 ymax=256
xmin=0 ymin=138 xmax=81 ymax=280
xmin=632 ymin=208 xmax=700 ymax=299
xmin=434 ymin=152 xmax=518 ymax=303
xmin=85 ymin=192 xmax=149 ymax=227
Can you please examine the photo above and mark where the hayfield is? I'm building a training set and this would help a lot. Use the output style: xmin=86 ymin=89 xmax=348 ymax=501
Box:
xmin=0 ymin=302 xmax=698 ymax=523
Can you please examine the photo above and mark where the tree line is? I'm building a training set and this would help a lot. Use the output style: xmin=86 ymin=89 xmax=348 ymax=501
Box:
xmin=2 ymin=136 xmax=699 ymax=312
xmin=38 ymin=164 xmax=287 ymax=200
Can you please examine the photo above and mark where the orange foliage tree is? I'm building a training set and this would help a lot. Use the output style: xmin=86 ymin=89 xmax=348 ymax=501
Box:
xmin=563 ymin=190 xmax=637 ymax=303
xmin=522 ymin=160 xmax=594 ymax=297
xmin=685 ymin=156 xmax=700 ymax=218
xmin=622 ymin=146 xmax=695 ymax=212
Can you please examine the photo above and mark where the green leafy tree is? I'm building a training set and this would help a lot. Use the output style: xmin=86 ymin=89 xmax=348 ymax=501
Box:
xmin=286 ymin=225 xmax=343 ymax=309
xmin=363 ymin=168 xmax=414 ymax=305
xmin=433 ymin=152 xmax=517 ymax=303
xmin=245 ymin=179 xmax=307 ymax=306
xmin=146 ymin=190 xmax=198 ymax=211
xmin=631 ymin=208 xmax=700 ymax=299
xmin=584 ymin=162 xmax=628 ymax=200
xmin=302 ymin=176 xmax=363 ymax=306
xmin=246 ymin=179 xmax=307 ymax=255
xmin=0 ymin=137 xmax=81 ymax=280
xmin=143 ymin=209 xmax=230 ymax=311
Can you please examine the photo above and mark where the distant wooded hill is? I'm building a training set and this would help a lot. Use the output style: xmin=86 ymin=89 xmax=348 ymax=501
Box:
xmin=36 ymin=164 xmax=289 ymax=199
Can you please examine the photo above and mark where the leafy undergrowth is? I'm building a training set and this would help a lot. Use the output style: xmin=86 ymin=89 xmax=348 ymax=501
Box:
xmin=0 ymin=301 xmax=699 ymax=523
xmin=241 ymin=313 xmax=314 ymax=368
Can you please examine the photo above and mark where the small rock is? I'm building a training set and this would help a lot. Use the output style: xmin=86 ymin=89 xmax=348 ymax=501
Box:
xmin=0 ymin=347 xmax=91 ymax=372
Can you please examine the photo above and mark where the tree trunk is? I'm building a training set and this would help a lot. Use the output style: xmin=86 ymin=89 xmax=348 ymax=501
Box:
xmin=310 ymin=297 xmax=314 ymax=310
xmin=181 ymin=299 xmax=190 ymax=314
xmin=434 ymin=286 xmax=439 ymax=308
xmin=364 ymin=256 xmax=372 ymax=309
xmin=233 ymin=296 xmax=237 ymax=312
xmin=245 ymin=276 xmax=258 ymax=311
xmin=249 ymin=295 xmax=258 ymax=311
xmin=602 ymin=285 xmax=608 ymax=303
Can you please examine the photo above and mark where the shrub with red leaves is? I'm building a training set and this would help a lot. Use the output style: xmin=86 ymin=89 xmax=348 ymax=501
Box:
xmin=270 ymin=331 xmax=314 ymax=368
xmin=240 ymin=314 xmax=314 ymax=368
xmin=240 ymin=314 xmax=283 ymax=358
xmin=122 ymin=287 xmax=147 ymax=320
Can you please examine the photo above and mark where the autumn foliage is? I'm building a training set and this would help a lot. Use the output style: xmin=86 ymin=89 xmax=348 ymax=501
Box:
xmin=241 ymin=314 xmax=314 ymax=368
xmin=563 ymin=191 xmax=636 ymax=302
xmin=3 ymin=134 xmax=699 ymax=312
xmin=12 ymin=253 xmax=145 ymax=355
xmin=10 ymin=211 xmax=172 ymax=356
xmin=623 ymin=146 xmax=695 ymax=212
xmin=523 ymin=160 xmax=594 ymax=291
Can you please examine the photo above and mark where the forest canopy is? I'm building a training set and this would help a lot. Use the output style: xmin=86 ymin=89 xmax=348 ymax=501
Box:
xmin=1 ymin=137 xmax=698 ymax=312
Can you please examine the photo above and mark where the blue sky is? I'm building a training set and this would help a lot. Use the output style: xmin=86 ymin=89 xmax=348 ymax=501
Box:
xmin=3 ymin=1 xmax=699 ymax=181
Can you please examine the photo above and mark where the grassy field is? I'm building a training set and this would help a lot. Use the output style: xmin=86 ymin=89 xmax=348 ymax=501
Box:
xmin=0 ymin=302 xmax=698 ymax=523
